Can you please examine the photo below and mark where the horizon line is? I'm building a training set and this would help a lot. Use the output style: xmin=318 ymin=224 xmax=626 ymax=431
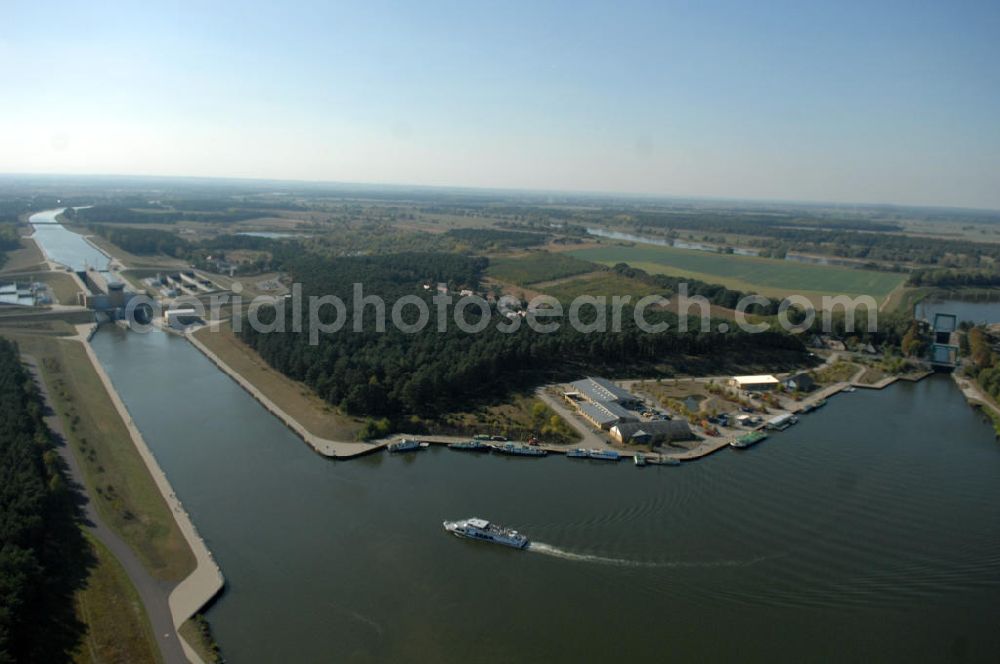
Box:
xmin=2 ymin=170 xmax=999 ymax=216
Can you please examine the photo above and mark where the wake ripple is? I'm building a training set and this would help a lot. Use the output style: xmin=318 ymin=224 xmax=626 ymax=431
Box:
xmin=527 ymin=542 xmax=777 ymax=568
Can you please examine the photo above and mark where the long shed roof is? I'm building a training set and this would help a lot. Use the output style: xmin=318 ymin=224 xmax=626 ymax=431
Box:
xmin=570 ymin=376 xmax=638 ymax=404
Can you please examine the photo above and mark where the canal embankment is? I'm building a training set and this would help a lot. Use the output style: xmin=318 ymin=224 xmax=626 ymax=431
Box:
xmin=75 ymin=324 xmax=224 ymax=664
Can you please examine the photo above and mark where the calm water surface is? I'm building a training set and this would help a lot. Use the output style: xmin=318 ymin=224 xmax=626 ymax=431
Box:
xmin=916 ymin=299 xmax=1000 ymax=325
xmin=29 ymin=208 xmax=112 ymax=272
xmin=91 ymin=328 xmax=1000 ymax=663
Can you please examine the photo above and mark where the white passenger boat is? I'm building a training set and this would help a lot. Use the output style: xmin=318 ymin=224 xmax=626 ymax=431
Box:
xmin=443 ymin=517 xmax=529 ymax=549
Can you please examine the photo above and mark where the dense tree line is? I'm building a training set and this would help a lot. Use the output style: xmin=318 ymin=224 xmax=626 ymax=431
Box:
xmin=908 ymin=268 xmax=1000 ymax=288
xmin=444 ymin=228 xmax=549 ymax=249
xmin=238 ymin=253 xmax=806 ymax=431
xmin=608 ymin=263 xmax=781 ymax=314
xmin=89 ymin=224 xmax=192 ymax=256
xmin=0 ymin=227 xmax=19 ymax=268
xmin=964 ymin=327 xmax=1000 ymax=407
xmin=65 ymin=205 xmax=266 ymax=225
xmin=88 ymin=225 xmax=293 ymax=261
xmin=163 ymin=198 xmax=307 ymax=212
xmin=0 ymin=338 xmax=92 ymax=662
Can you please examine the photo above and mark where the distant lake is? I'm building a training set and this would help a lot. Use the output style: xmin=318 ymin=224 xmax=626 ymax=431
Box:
xmin=586 ymin=227 xmax=758 ymax=256
xmin=916 ymin=297 xmax=1000 ymax=325
xmin=236 ymin=231 xmax=303 ymax=239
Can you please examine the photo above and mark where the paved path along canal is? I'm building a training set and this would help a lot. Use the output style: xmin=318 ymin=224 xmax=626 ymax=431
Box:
xmin=22 ymin=356 xmax=189 ymax=664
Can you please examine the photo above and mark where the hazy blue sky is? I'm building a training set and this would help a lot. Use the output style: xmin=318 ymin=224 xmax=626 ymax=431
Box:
xmin=3 ymin=0 xmax=999 ymax=208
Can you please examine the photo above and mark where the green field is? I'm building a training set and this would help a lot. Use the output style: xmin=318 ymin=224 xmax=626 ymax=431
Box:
xmin=569 ymin=244 xmax=905 ymax=301
xmin=486 ymin=252 xmax=597 ymax=285
xmin=540 ymin=272 xmax=667 ymax=302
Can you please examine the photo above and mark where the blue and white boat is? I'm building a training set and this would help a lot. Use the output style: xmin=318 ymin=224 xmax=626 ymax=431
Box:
xmin=443 ymin=517 xmax=529 ymax=549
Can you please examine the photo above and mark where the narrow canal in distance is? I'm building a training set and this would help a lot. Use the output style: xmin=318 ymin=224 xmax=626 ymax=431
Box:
xmin=90 ymin=327 xmax=1000 ymax=663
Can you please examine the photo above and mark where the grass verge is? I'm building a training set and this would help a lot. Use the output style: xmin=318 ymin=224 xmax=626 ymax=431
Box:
xmin=11 ymin=331 xmax=195 ymax=582
xmin=73 ymin=534 xmax=161 ymax=664
xmin=193 ymin=320 xmax=363 ymax=441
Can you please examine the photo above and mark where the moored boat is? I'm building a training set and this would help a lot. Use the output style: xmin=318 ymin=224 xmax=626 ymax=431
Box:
xmin=493 ymin=442 xmax=547 ymax=457
xmin=448 ymin=440 xmax=492 ymax=451
xmin=566 ymin=448 xmax=589 ymax=458
xmin=766 ymin=413 xmax=798 ymax=431
xmin=634 ymin=453 xmax=647 ymax=466
xmin=587 ymin=449 xmax=620 ymax=461
xmin=731 ymin=431 xmax=768 ymax=448
xmin=387 ymin=438 xmax=423 ymax=453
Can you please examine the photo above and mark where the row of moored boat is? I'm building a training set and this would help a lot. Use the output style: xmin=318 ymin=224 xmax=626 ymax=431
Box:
xmin=390 ymin=438 xmax=681 ymax=464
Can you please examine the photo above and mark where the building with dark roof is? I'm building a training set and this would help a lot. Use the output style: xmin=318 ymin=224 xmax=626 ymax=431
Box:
xmin=781 ymin=372 xmax=815 ymax=392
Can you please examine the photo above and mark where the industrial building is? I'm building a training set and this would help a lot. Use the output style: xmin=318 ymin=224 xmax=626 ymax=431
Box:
xmin=577 ymin=400 xmax=637 ymax=430
xmin=568 ymin=376 xmax=643 ymax=408
xmin=566 ymin=376 xmax=643 ymax=430
xmin=728 ymin=375 xmax=779 ymax=392
xmin=610 ymin=420 xmax=693 ymax=445
xmin=164 ymin=308 xmax=201 ymax=329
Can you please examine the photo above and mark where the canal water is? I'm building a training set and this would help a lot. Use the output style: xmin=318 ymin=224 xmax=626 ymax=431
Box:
xmin=89 ymin=328 xmax=1000 ymax=663
xmin=28 ymin=208 xmax=113 ymax=273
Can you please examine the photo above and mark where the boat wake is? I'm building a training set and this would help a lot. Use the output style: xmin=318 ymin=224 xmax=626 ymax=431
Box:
xmin=527 ymin=542 xmax=776 ymax=568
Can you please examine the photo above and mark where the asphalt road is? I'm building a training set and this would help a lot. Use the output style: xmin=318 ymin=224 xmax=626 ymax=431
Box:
xmin=22 ymin=355 xmax=188 ymax=664
xmin=534 ymin=386 xmax=609 ymax=448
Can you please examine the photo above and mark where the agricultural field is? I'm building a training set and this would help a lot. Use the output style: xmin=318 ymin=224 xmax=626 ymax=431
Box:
xmin=538 ymin=271 xmax=667 ymax=302
xmin=569 ymin=244 xmax=906 ymax=302
xmin=486 ymin=252 xmax=598 ymax=286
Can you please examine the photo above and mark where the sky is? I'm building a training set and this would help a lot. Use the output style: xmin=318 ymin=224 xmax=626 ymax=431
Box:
xmin=2 ymin=0 xmax=999 ymax=208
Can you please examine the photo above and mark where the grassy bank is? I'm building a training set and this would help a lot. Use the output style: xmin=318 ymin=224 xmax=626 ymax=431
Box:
xmin=11 ymin=332 xmax=195 ymax=582
xmin=192 ymin=321 xmax=364 ymax=441
xmin=179 ymin=615 xmax=223 ymax=664
xmin=73 ymin=534 xmax=161 ymax=664
xmin=0 ymin=237 xmax=46 ymax=274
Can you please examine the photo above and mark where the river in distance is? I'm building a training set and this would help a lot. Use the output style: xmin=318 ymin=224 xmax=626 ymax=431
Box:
xmin=90 ymin=328 xmax=1000 ymax=663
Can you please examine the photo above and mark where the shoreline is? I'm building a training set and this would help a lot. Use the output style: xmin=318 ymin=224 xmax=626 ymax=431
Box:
xmin=76 ymin=324 xmax=224 ymax=664
xmin=185 ymin=325 xmax=384 ymax=458
xmin=185 ymin=323 xmax=933 ymax=464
